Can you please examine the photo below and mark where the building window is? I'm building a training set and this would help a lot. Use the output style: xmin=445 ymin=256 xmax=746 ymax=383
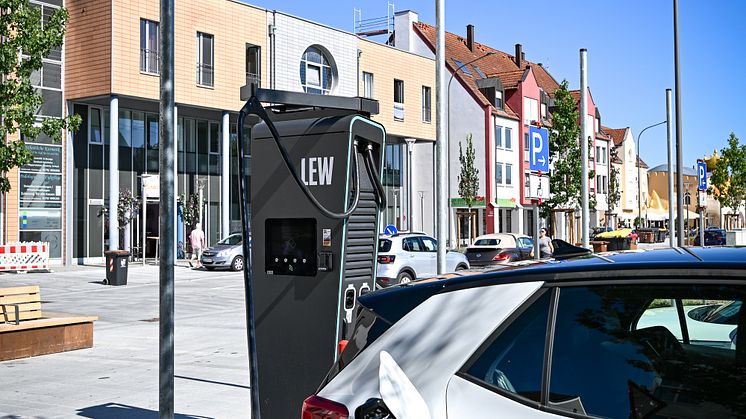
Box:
xmin=300 ymin=46 xmax=334 ymax=95
xmin=523 ymin=97 xmax=538 ymax=125
xmin=246 ymin=44 xmax=261 ymax=87
xmin=495 ymin=124 xmax=503 ymax=148
xmin=524 ymin=133 xmax=529 ymax=152
xmin=505 ymin=127 xmax=512 ymax=150
xmin=140 ymin=19 xmax=159 ymax=74
xmin=363 ymin=72 xmax=374 ymax=98
xmin=541 ymin=102 xmax=547 ymax=119
xmin=394 ymin=79 xmax=404 ymax=121
xmin=421 ymin=86 xmax=431 ymax=123
xmin=495 ymin=90 xmax=504 ymax=110
xmin=506 ymin=163 xmax=512 ymax=185
xmin=196 ymin=32 xmax=214 ymax=87
xmin=495 ymin=162 xmax=503 ymax=185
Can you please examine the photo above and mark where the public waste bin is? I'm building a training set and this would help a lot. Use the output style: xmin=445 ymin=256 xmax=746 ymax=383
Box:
xmin=104 ymin=250 xmax=130 ymax=286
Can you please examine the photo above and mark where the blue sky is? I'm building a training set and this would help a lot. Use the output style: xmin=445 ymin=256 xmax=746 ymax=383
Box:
xmin=247 ymin=0 xmax=745 ymax=169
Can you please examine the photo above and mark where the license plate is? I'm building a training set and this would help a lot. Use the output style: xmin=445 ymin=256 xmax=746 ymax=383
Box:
xmin=202 ymin=258 xmax=213 ymax=263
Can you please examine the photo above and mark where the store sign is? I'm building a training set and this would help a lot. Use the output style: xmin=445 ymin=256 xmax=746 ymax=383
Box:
xmin=449 ymin=196 xmax=486 ymax=208
xmin=21 ymin=144 xmax=62 ymax=174
xmin=142 ymin=174 xmax=160 ymax=198
xmin=495 ymin=198 xmax=517 ymax=208
xmin=19 ymin=208 xmax=62 ymax=230
xmin=19 ymin=173 xmax=62 ymax=203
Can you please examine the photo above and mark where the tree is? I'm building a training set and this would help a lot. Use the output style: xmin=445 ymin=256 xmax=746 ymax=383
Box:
xmin=607 ymin=164 xmax=621 ymax=227
xmin=709 ymin=132 xmax=746 ymax=221
xmin=1 ymin=0 xmax=81 ymax=193
xmin=540 ymin=80 xmax=595 ymax=219
xmin=457 ymin=134 xmax=480 ymax=208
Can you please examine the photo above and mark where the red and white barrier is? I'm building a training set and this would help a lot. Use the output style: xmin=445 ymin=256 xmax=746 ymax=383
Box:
xmin=0 ymin=242 xmax=49 ymax=272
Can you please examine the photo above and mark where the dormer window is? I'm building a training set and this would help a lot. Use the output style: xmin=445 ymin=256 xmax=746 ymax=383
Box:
xmin=476 ymin=77 xmax=504 ymax=111
xmin=495 ymin=90 xmax=503 ymax=110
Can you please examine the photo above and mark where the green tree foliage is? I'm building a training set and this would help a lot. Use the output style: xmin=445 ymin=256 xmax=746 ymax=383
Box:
xmin=458 ymin=134 xmax=480 ymax=208
xmin=540 ymin=80 xmax=595 ymax=217
xmin=709 ymin=132 xmax=746 ymax=215
xmin=607 ymin=164 xmax=621 ymax=218
xmin=0 ymin=0 xmax=81 ymax=193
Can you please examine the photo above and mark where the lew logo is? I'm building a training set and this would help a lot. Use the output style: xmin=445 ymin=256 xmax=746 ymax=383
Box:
xmin=301 ymin=157 xmax=334 ymax=186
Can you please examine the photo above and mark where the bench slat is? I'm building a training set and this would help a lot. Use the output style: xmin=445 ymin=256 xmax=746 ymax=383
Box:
xmin=1 ymin=309 xmax=42 ymax=322
xmin=0 ymin=285 xmax=40 ymax=296
xmin=0 ymin=293 xmax=41 ymax=305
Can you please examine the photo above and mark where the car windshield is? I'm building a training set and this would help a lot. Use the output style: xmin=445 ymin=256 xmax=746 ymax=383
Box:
xmin=378 ymin=239 xmax=392 ymax=253
xmin=217 ymin=234 xmax=242 ymax=245
xmin=474 ymin=238 xmax=500 ymax=246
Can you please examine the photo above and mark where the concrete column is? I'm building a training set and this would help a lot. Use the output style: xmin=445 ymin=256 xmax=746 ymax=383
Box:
xmin=221 ymin=111 xmax=230 ymax=238
xmin=108 ymin=95 xmax=119 ymax=250
xmin=405 ymin=138 xmax=415 ymax=231
xmin=173 ymin=105 xmax=178 ymax=259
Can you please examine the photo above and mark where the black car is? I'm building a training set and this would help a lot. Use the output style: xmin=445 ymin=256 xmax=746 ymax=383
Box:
xmin=464 ymin=233 xmax=534 ymax=266
xmin=694 ymin=228 xmax=727 ymax=246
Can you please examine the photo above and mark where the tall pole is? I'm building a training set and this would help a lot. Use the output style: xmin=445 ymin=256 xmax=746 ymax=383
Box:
xmin=405 ymin=138 xmax=415 ymax=231
xmin=666 ymin=89 xmax=674 ymax=247
xmin=579 ymin=49 xmax=589 ymax=248
xmin=674 ymin=0 xmax=685 ymax=246
xmin=108 ymin=95 xmax=119 ymax=250
xmin=158 ymin=0 xmax=175 ymax=417
xmin=435 ymin=0 xmax=447 ymax=274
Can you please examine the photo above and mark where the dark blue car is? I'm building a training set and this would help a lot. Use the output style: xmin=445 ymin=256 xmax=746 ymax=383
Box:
xmin=693 ymin=228 xmax=727 ymax=246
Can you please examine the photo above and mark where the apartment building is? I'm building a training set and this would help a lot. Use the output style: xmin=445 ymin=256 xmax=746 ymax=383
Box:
xmin=0 ymin=0 xmax=438 ymax=264
xmin=605 ymin=126 xmax=649 ymax=227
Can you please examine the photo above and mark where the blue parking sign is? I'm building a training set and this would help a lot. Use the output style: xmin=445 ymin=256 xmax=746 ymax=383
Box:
xmin=529 ymin=126 xmax=549 ymax=172
xmin=697 ymin=160 xmax=707 ymax=191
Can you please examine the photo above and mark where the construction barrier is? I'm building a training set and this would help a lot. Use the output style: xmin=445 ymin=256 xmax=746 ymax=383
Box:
xmin=0 ymin=242 xmax=50 ymax=272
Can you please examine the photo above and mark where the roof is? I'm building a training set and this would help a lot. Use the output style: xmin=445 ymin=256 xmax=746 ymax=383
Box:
xmin=648 ymin=164 xmax=697 ymax=176
xmin=637 ymin=157 xmax=649 ymax=169
xmin=361 ymin=247 xmax=746 ymax=322
xmin=412 ymin=22 xmax=561 ymax=116
xmin=603 ymin=126 xmax=628 ymax=147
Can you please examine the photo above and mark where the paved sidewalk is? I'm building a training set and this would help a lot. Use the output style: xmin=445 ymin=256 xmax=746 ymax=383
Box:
xmin=0 ymin=264 xmax=251 ymax=418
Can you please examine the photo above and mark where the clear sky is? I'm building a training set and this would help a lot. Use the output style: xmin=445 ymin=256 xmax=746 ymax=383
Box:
xmin=246 ymin=0 xmax=745 ymax=169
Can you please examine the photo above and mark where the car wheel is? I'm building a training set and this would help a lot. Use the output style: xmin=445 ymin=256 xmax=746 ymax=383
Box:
xmin=231 ymin=256 xmax=244 ymax=271
xmin=455 ymin=264 xmax=467 ymax=271
xmin=397 ymin=271 xmax=414 ymax=284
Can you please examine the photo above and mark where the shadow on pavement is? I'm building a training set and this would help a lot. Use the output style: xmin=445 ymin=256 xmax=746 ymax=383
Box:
xmin=76 ymin=403 xmax=212 ymax=419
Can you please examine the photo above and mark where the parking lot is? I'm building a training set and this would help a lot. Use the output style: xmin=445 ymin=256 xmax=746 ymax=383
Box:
xmin=0 ymin=264 xmax=251 ymax=418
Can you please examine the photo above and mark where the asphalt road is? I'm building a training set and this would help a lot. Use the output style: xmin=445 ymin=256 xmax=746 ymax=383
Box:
xmin=0 ymin=263 xmax=251 ymax=418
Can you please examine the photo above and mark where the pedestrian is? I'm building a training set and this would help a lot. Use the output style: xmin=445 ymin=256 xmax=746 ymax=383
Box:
xmin=189 ymin=223 xmax=206 ymax=268
xmin=538 ymin=227 xmax=554 ymax=258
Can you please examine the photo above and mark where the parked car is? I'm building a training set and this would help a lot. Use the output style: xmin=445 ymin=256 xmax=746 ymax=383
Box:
xmin=463 ymin=233 xmax=534 ymax=266
xmin=305 ymin=247 xmax=746 ymax=418
xmin=200 ymin=233 xmax=244 ymax=271
xmin=638 ymin=300 xmax=739 ymax=349
xmin=376 ymin=232 xmax=469 ymax=287
xmin=693 ymin=228 xmax=727 ymax=246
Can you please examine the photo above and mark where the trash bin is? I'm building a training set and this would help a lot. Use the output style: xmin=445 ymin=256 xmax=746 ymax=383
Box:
xmin=590 ymin=241 xmax=607 ymax=253
xmin=104 ymin=250 xmax=130 ymax=286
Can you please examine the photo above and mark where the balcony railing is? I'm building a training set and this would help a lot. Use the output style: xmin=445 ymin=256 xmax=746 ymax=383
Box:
xmin=197 ymin=63 xmax=214 ymax=87
xmin=246 ymin=72 xmax=260 ymax=87
xmin=140 ymin=49 xmax=159 ymax=74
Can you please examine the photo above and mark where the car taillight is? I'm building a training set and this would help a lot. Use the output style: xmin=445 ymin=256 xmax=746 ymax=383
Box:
xmin=377 ymin=255 xmax=396 ymax=264
xmin=302 ymin=395 xmax=349 ymax=419
xmin=493 ymin=253 xmax=510 ymax=261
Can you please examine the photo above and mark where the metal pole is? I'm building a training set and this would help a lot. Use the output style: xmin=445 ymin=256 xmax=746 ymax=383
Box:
xmin=699 ymin=189 xmax=705 ymax=247
xmin=674 ymin=0 xmax=685 ymax=246
xmin=405 ymin=138 xmax=415 ymax=231
xmin=666 ymin=89 xmax=674 ymax=247
xmin=109 ymin=95 xmax=119 ymax=250
xmin=579 ymin=49 xmax=589 ymax=248
xmin=435 ymin=0 xmax=447 ymax=273
xmin=636 ymin=121 xmax=666 ymax=229
xmin=158 ymin=0 xmax=175 ymax=417
xmin=534 ymin=204 xmax=540 ymax=260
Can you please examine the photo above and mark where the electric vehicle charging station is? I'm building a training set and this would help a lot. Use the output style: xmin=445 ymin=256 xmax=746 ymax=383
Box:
xmin=237 ymin=88 xmax=386 ymax=418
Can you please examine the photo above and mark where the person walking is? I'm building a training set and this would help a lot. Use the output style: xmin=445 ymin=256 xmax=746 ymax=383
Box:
xmin=538 ymin=227 xmax=554 ymax=258
xmin=189 ymin=223 xmax=206 ymax=268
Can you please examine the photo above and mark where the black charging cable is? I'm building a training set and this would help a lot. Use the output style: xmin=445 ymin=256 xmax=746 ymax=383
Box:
xmin=363 ymin=144 xmax=387 ymax=210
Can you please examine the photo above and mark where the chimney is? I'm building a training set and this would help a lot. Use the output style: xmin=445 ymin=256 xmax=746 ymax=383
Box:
xmin=466 ymin=24 xmax=475 ymax=52
xmin=515 ymin=43 xmax=522 ymax=67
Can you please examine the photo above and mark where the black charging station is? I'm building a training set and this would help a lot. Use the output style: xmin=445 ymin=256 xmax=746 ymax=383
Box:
xmin=237 ymin=88 xmax=386 ymax=418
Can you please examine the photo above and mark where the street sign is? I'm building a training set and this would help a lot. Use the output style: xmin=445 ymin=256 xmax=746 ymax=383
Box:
xmin=529 ymin=126 xmax=549 ymax=172
xmin=528 ymin=173 xmax=550 ymax=199
xmin=697 ymin=160 xmax=707 ymax=191
xmin=384 ymin=224 xmax=398 ymax=235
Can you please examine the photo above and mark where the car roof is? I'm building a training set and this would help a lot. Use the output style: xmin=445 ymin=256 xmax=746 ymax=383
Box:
xmin=474 ymin=233 xmax=526 ymax=240
xmin=360 ymin=246 xmax=746 ymax=324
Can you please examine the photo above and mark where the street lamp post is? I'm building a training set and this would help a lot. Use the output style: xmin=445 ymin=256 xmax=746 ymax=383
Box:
xmin=446 ymin=51 xmax=495 ymax=247
xmin=636 ymin=121 xmax=666 ymax=229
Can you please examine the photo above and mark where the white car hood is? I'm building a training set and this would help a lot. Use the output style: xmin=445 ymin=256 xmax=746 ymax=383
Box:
xmin=318 ymin=281 xmax=544 ymax=418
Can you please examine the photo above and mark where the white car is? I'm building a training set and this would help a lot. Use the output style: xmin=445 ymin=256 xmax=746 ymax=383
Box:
xmin=376 ymin=232 xmax=469 ymax=287
xmin=302 ymin=246 xmax=746 ymax=418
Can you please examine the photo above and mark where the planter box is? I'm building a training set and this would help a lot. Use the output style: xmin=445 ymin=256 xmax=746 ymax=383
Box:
xmin=604 ymin=237 xmax=631 ymax=251
xmin=590 ymin=241 xmax=608 ymax=253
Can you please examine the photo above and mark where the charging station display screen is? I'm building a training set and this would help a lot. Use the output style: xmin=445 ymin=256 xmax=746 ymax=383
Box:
xmin=265 ymin=218 xmax=318 ymax=276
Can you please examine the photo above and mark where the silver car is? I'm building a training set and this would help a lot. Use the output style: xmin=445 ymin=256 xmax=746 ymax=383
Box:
xmin=376 ymin=232 xmax=469 ymax=287
xmin=200 ymin=233 xmax=244 ymax=271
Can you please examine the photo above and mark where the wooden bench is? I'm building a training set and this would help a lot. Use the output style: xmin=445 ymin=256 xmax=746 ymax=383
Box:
xmin=0 ymin=285 xmax=98 ymax=361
